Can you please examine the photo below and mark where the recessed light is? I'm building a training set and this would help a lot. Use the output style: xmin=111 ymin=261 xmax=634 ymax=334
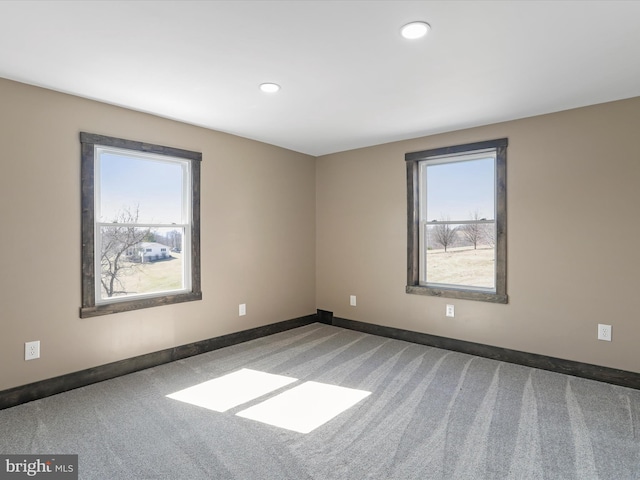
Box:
xmin=400 ymin=21 xmax=430 ymax=40
xmin=260 ymin=83 xmax=281 ymax=93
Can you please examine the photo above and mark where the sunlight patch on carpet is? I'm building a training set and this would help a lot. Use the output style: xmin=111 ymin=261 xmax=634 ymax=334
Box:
xmin=236 ymin=381 xmax=371 ymax=433
xmin=166 ymin=368 xmax=297 ymax=412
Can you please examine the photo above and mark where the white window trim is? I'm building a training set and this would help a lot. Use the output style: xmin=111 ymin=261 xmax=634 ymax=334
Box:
xmin=418 ymin=150 xmax=497 ymax=292
xmin=93 ymin=146 xmax=193 ymax=305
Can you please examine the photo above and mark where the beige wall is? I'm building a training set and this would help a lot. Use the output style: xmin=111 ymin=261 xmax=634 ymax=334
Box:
xmin=317 ymin=97 xmax=640 ymax=374
xmin=2 ymin=76 xmax=639 ymax=393
xmin=0 ymin=78 xmax=316 ymax=391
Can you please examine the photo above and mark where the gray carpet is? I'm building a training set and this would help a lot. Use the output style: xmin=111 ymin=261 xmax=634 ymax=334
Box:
xmin=1 ymin=323 xmax=639 ymax=479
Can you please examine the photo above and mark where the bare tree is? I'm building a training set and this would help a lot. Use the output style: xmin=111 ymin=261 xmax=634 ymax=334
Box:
xmin=166 ymin=229 xmax=182 ymax=250
xmin=482 ymin=223 xmax=496 ymax=248
xmin=462 ymin=210 xmax=483 ymax=249
xmin=100 ymin=207 xmax=151 ymax=297
xmin=432 ymin=218 xmax=457 ymax=252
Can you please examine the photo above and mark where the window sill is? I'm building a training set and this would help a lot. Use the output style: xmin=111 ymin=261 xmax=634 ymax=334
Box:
xmin=80 ymin=291 xmax=202 ymax=318
xmin=405 ymin=285 xmax=507 ymax=304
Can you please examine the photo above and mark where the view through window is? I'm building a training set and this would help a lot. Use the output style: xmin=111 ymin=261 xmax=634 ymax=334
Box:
xmin=96 ymin=148 xmax=189 ymax=301
xmin=422 ymin=153 xmax=496 ymax=289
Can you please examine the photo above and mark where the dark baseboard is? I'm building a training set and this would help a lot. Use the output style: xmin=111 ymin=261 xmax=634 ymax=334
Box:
xmin=331 ymin=315 xmax=640 ymax=390
xmin=0 ymin=313 xmax=319 ymax=411
xmin=316 ymin=309 xmax=334 ymax=325
xmin=6 ymin=311 xmax=636 ymax=411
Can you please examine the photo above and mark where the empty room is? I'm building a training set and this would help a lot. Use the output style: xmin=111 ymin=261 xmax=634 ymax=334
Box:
xmin=1 ymin=1 xmax=639 ymax=479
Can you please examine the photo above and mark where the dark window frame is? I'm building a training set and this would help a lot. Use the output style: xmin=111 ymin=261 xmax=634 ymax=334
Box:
xmin=80 ymin=132 xmax=202 ymax=318
xmin=406 ymin=138 xmax=508 ymax=304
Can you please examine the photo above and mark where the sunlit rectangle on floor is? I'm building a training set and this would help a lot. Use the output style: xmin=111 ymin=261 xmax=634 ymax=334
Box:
xmin=166 ymin=368 xmax=297 ymax=412
xmin=236 ymin=381 xmax=371 ymax=433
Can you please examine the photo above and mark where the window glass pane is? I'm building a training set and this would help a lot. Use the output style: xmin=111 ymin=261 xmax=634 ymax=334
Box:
xmin=425 ymin=157 xmax=495 ymax=222
xmin=98 ymin=226 xmax=185 ymax=301
xmin=425 ymin=222 xmax=495 ymax=289
xmin=98 ymin=150 xmax=185 ymax=224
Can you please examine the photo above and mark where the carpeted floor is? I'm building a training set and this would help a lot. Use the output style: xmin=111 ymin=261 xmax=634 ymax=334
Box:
xmin=1 ymin=323 xmax=639 ymax=479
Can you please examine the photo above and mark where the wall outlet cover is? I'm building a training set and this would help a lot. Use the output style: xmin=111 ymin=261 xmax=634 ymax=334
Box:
xmin=597 ymin=324 xmax=612 ymax=341
xmin=446 ymin=304 xmax=455 ymax=317
xmin=25 ymin=340 xmax=40 ymax=360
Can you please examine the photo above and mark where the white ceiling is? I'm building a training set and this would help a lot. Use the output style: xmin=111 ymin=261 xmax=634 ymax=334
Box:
xmin=1 ymin=1 xmax=639 ymax=156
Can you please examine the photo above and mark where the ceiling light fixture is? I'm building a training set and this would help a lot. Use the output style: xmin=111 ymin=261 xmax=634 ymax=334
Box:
xmin=260 ymin=83 xmax=281 ymax=93
xmin=400 ymin=21 xmax=430 ymax=40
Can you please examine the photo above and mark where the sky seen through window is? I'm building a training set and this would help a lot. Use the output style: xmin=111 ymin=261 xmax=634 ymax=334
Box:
xmin=99 ymin=151 xmax=185 ymax=224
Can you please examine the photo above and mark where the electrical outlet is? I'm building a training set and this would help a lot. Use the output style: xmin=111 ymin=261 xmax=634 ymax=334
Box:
xmin=239 ymin=304 xmax=246 ymax=316
xmin=25 ymin=341 xmax=40 ymax=360
xmin=350 ymin=295 xmax=357 ymax=307
xmin=446 ymin=304 xmax=455 ymax=317
xmin=597 ymin=324 xmax=612 ymax=341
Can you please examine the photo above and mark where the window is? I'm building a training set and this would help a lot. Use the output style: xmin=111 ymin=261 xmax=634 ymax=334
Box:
xmin=406 ymin=138 xmax=507 ymax=303
xmin=80 ymin=132 xmax=202 ymax=317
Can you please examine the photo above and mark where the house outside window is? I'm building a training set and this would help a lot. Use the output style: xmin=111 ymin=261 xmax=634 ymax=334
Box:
xmin=406 ymin=138 xmax=507 ymax=303
xmin=80 ymin=132 xmax=202 ymax=317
